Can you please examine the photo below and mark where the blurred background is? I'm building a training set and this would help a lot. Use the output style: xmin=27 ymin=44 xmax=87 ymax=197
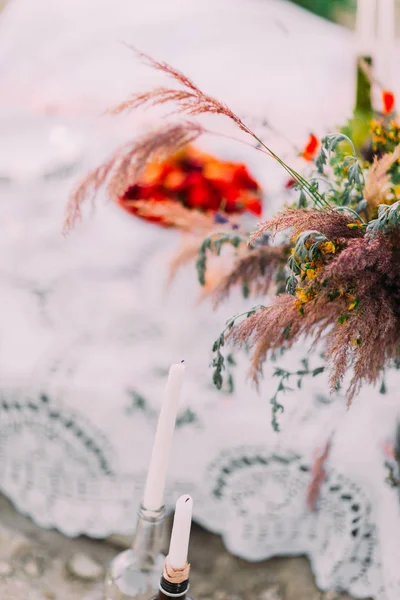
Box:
xmin=291 ymin=0 xmax=355 ymax=23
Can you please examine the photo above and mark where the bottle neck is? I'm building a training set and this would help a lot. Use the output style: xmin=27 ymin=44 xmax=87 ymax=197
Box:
xmin=157 ymin=591 xmax=191 ymax=600
xmin=131 ymin=504 xmax=166 ymax=571
xmin=157 ymin=576 xmax=190 ymax=600
xmin=355 ymin=55 xmax=373 ymax=114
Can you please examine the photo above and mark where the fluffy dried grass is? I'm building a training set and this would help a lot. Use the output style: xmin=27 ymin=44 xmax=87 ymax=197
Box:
xmin=213 ymin=245 xmax=289 ymax=306
xmin=249 ymin=208 xmax=363 ymax=245
xmin=364 ymin=144 xmax=400 ymax=210
xmin=125 ymin=200 xmax=215 ymax=231
xmin=110 ymin=47 xmax=248 ymax=133
xmin=64 ymin=121 xmax=204 ymax=233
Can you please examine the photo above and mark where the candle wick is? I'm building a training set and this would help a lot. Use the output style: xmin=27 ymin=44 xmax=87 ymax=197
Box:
xmin=185 ymin=497 xmax=190 ymax=503
xmin=180 ymin=359 xmax=185 ymax=363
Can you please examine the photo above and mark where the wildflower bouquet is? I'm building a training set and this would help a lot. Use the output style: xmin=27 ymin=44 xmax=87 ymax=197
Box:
xmin=66 ymin=50 xmax=400 ymax=429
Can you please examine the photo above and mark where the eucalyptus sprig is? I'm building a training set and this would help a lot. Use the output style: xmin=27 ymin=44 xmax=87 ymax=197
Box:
xmin=385 ymin=460 xmax=400 ymax=488
xmin=211 ymin=305 xmax=266 ymax=391
xmin=196 ymin=231 xmax=246 ymax=286
xmin=270 ymin=359 xmax=325 ymax=431
xmin=316 ymin=133 xmax=365 ymax=208
xmin=367 ymin=200 xmax=400 ymax=233
xmin=293 ymin=230 xmax=329 ymax=262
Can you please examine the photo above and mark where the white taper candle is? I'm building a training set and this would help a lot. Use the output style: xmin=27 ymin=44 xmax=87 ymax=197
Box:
xmin=168 ymin=495 xmax=193 ymax=569
xmin=356 ymin=0 xmax=376 ymax=57
xmin=377 ymin=0 xmax=395 ymax=86
xmin=143 ymin=362 xmax=186 ymax=511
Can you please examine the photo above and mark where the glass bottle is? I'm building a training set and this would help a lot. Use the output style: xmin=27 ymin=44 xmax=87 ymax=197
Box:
xmin=105 ymin=504 xmax=166 ymax=600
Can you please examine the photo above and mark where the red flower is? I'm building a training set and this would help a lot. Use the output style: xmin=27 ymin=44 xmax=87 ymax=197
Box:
xmin=117 ymin=146 xmax=263 ymax=225
xmin=383 ymin=90 xmax=395 ymax=115
xmin=285 ymin=177 xmax=296 ymax=190
xmin=301 ymin=133 xmax=319 ymax=161
xmin=186 ymin=171 xmax=220 ymax=211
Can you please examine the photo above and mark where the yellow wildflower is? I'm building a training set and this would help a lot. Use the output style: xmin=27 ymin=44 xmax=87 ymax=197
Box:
xmin=296 ymin=288 xmax=313 ymax=304
xmin=306 ymin=269 xmax=317 ymax=280
xmin=348 ymin=298 xmax=359 ymax=311
xmin=347 ymin=222 xmax=364 ymax=230
xmin=320 ymin=241 xmax=336 ymax=254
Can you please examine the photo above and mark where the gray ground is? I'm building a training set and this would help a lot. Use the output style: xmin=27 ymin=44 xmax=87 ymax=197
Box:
xmin=0 ymin=494 xmax=363 ymax=600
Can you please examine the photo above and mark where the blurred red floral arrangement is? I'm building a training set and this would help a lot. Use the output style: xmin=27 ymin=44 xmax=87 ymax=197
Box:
xmin=117 ymin=145 xmax=262 ymax=225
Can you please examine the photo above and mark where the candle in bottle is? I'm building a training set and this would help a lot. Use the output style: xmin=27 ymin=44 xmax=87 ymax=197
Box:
xmin=168 ymin=495 xmax=193 ymax=569
xmin=154 ymin=495 xmax=194 ymax=600
xmin=105 ymin=364 xmax=185 ymax=599
xmin=355 ymin=0 xmax=376 ymax=57
xmin=143 ymin=362 xmax=186 ymax=511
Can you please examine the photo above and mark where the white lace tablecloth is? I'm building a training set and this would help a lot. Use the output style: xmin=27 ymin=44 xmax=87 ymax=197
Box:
xmin=1 ymin=0 xmax=400 ymax=598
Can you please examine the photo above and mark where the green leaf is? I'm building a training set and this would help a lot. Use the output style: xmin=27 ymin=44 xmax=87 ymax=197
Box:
xmin=316 ymin=148 xmax=327 ymax=173
xmin=227 ymin=353 xmax=236 ymax=366
xmin=312 ymin=366 xmax=325 ymax=377
xmin=298 ymin=189 xmax=308 ymax=208
xmin=285 ymin=274 xmax=298 ymax=295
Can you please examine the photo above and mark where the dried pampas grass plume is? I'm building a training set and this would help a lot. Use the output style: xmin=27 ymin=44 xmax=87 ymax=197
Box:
xmin=249 ymin=208 xmax=362 ymax=245
xmin=110 ymin=47 xmax=248 ymax=133
xmin=364 ymin=144 xmax=400 ymax=210
xmin=127 ymin=200 xmax=215 ymax=231
xmin=213 ymin=245 xmax=289 ymax=306
xmin=64 ymin=121 xmax=204 ymax=234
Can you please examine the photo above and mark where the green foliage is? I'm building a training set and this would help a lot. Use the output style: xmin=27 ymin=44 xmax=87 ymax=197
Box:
xmin=269 ymin=358 xmax=325 ymax=431
xmin=385 ymin=460 xmax=400 ymax=488
xmin=367 ymin=201 xmax=400 ymax=233
xmin=285 ymin=274 xmax=298 ymax=295
xmin=196 ymin=232 xmax=245 ymax=286
xmin=293 ymin=230 xmax=328 ymax=261
xmin=316 ymin=133 xmax=365 ymax=210
xmin=211 ymin=306 xmax=266 ymax=392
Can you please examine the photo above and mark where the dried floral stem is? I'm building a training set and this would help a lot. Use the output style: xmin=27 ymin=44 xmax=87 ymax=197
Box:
xmin=112 ymin=48 xmax=325 ymax=208
xmin=307 ymin=437 xmax=332 ymax=511
xmin=248 ymin=130 xmax=328 ymax=208
xmin=64 ymin=121 xmax=204 ymax=233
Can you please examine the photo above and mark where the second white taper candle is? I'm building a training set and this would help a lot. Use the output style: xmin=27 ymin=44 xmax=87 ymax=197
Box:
xmin=168 ymin=495 xmax=193 ymax=569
